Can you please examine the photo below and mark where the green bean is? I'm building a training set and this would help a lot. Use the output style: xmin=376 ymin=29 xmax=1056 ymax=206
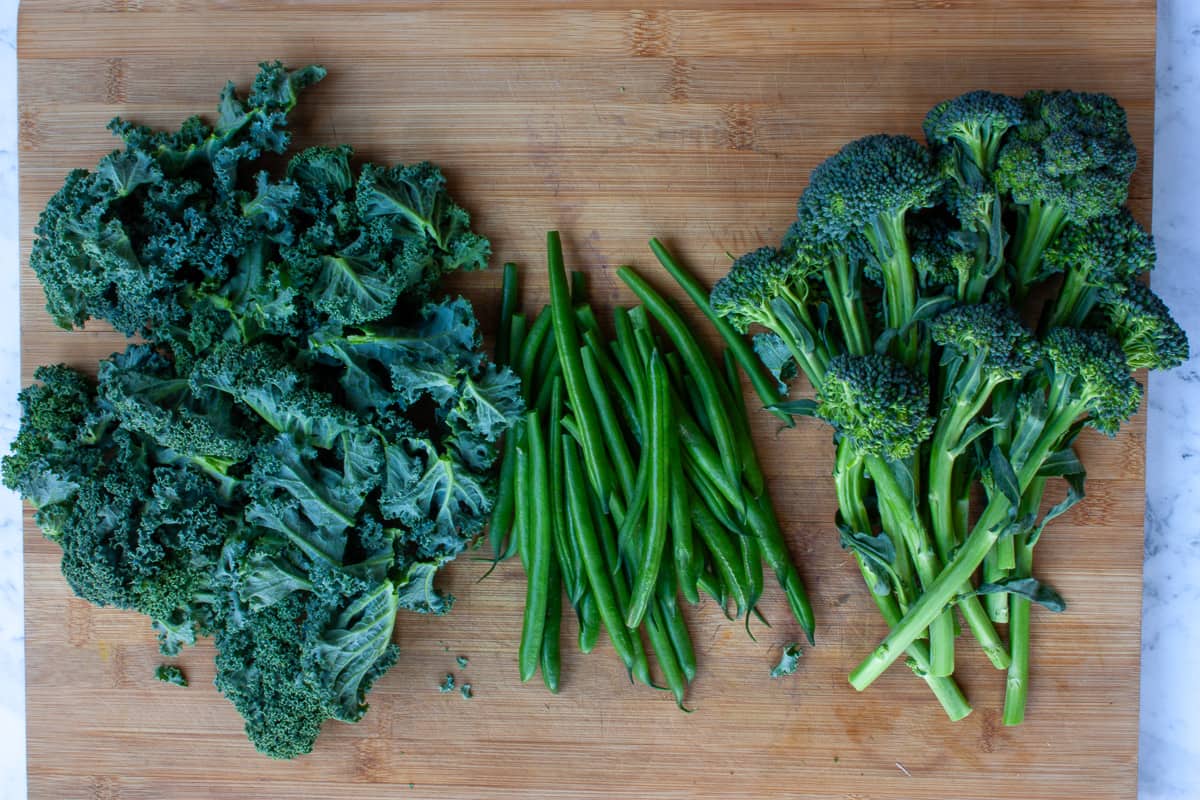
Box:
xmin=547 ymin=231 xmax=614 ymax=509
xmin=519 ymin=305 xmax=553 ymax=384
xmin=648 ymin=238 xmax=792 ymax=426
xmin=677 ymin=405 xmax=815 ymax=640
xmin=496 ymin=262 xmax=519 ymax=364
xmin=722 ymin=350 xmax=766 ymax=499
xmin=738 ymin=532 xmax=764 ymax=614
xmin=508 ymin=313 xmax=528 ymax=371
xmin=533 ymin=316 xmax=560 ymax=387
xmin=560 ymin=414 xmax=582 ymax=447
xmin=645 ymin=602 xmax=688 ymax=709
xmin=514 ymin=445 xmax=531 ymax=571
xmin=548 ymin=380 xmax=584 ymax=604
xmin=582 ymin=329 xmax=640 ymax=441
xmin=571 ymin=269 xmax=588 ymax=303
xmin=518 ymin=410 xmax=551 ymax=682
xmin=541 ymin=558 xmax=563 ymax=693
xmin=696 ymin=568 xmax=727 ymax=613
xmin=533 ymin=358 xmax=563 ymax=414
xmin=488 ymin=419 xmax=521 ymax=560
xmin=655 ymin=538 xmax=679 ymax=618
xmin=670 ymin=452 xmax=700 ymax=605
xmin=628 ymin=305 xmax=656 ymax=369
xmin=684 ymin=454 xmax=744 ymax=535
xmin=562 ymin=434 xmax=637 ymax=674
xmin=614 ymin=308 xmax=650 ymax=417
xmin=578 ymin=590 xmax=601 ymax=654
xmin=625 ymin=351 xmax=672 ymax=629
xmin=691 ymin=499 xmax=750 ymax=618
xmin=617 ymin=265 xmax=742 ymax=488
xmin=575 ymin=303 xmax=600 ymax=335
xmin=581 ymin=347 xmax=637 ymax=500
xmin=615 ymin=452 xmax=650 ymax=562
xmin=659 ymin=595 xmax=697 ymax=683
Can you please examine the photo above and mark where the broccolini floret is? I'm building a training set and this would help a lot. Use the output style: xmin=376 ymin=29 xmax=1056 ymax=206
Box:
xmin=995 ymin=90 xmax=1138 ymax=293
xmin=817 ymin=354 xmax=935 ymax=462
xmin=1043 ymin=207 xmax=1155 ymax=327
xmin=1098 ymin=280 xmax=1190 ymax=371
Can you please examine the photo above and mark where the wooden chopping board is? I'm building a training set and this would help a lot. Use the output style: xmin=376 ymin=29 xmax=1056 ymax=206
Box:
xmin=18 ymin=2 xmax=1154 ymax=798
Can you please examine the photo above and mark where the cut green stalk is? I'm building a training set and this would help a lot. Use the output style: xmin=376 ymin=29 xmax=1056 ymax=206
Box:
xmin=649 ymin=237 xmax=793 ymax=426
xmin=518 ymin=410 xmax=552 ymax=683
xmin=1003 ymin=475 xmax=1045 ymax=725
xmin=849 ymin=403 xmax=1077 ymax=690
xmin=541 ymin=559 xmax=563 ymax=693
xmin=562 ymin=434 xmax=637 ymax=675
xmin=625 ymin=351 xmax=672 ymax=629
xmin=617 ymin=266 xmax=742 ymax=489
xmin=577 ymin=590 xmax=600 ymax=654
xmin=547 ymin=231 xmax=615 ymax=509
xmin=496 ymin=262 xmax=519 ymax=364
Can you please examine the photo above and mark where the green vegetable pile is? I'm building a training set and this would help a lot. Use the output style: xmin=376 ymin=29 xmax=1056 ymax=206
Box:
xmin=4 ymin=63 xmax=521 ymax=757
xmin=707 ymin=89 xmax=1188 ymax=722
xmin=488 ymin=233 xmax=813 ymax=706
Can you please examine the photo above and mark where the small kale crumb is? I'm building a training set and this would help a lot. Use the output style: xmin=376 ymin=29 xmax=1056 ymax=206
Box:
xmin=456 ymin=655 xmax=469 ymax=668
xmin=770 ymin=644 xmax=802 ymax=678
xmin=155 ymin=664 xmax=188 ymax=687
xmin=460 ymin=683 xmax=472 ymax=700
xmin=438 ymin=673 xmax=455 ymax=693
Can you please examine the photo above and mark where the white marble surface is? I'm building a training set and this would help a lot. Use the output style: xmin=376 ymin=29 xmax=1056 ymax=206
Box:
xmin=1 ymin=2 xmax=1198 ymax=798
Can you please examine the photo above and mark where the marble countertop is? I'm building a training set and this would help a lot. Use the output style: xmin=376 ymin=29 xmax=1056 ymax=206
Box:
xmin=1 ymin=2 xmax=1197 ymax=798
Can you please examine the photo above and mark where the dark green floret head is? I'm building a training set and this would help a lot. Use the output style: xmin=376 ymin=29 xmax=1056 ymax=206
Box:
xmin=930 ymin=303 xmax=1040 ymax=382
xmin=798 ymin=134 xmax=942 ymax=243
xmin=995 ymin=90 xmax=1137 ymax=221
xmin=1098 ymin=280 xmax=1190 ymax=370
xmin=1042 ymin=207 xmax=1155 ymax=284
xmin=710 ymin=246 xmax=793 ymax=333
xmin=1042 ymin=326 xmax=1143 ymax=436
xmin=907 ymin=212 xmax=974 ymax=290
xmin=817 ymin=353 xmax=935 ymax=461
xmin=923 ymin=90 xmax=1025 ymax=167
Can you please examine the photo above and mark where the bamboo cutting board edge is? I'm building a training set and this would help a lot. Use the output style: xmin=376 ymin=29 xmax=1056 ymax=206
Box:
xmin=18 ymin=3 xmax=1152 ymax=798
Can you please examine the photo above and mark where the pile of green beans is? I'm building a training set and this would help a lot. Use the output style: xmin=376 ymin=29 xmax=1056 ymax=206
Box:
xmin=487 ymin=232 xmax=814 ymax=706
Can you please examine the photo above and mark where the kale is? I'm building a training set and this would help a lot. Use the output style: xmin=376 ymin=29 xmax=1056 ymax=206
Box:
xmin=6 ymin=63 xmax=521 ymax=759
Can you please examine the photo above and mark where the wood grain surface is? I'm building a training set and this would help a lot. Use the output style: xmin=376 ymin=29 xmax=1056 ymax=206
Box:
xmin=18 ymin=2 xmax=1154 ymax=798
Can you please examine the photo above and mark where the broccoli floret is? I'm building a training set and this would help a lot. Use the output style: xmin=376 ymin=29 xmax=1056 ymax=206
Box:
xmin=996 ymin=91 xmax=1138 ymax=293
xmin=710 ymin=246 xmax=801 ymax=333
xmin=1043 ymin=207 xmax=1155 ymax=327
xmin=1098 ymin=280 xmax=1189 ymax=370
xmin=817 ymin=354 xmax=935 ymax=462
xmin=710 ymin=245 xmax=830 ymax=388
xmin=930 ymin=303 xmax=1040 ymax=387
xmin=798 ymin=135 xmax=941 ymax=365
xmin=1041 ymin=327 xmax=1142 ymax=437
xmin=924 ymin=90 xmax=1026 ymax=176
xmin=907 ymin=212 xmax=975 ymax=293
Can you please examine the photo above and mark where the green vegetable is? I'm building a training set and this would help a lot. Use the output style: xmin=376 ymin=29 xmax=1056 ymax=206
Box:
xmin=491 ymin=241 xmax=811 ymax=706
xmin=439 ymin=674 xmax=456 ymax=693
xmin=708 ymin=88 xmax=1186 ymax=722
xmin=155 ymin=665 xmax=188 ymax=687
xmin=5 ymin=64 xmax=521 ymax=760
xmin=770 ymin=645 xmax=802 ymax=678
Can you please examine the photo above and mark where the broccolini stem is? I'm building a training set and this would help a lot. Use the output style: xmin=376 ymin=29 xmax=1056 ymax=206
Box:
xmin=875 ymin=212 xmax=920 ymax=366
xmin=823 ymin=252 xmax=872 ymax=356
xmin=1012 ymin=200 xmax=1068 ymax=299
xmin=1003 ymin=476 xmax=1044 ymax=725
xmin=849 ymin=403 xmax=1079 ymax=690
xmin=1047 ymin=267 xmax=1100 ymax=330
xmin=866 ymin=454 xmax=956 ymax=677
xmin=927 ymin=393 xmax=1012 ymax=669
